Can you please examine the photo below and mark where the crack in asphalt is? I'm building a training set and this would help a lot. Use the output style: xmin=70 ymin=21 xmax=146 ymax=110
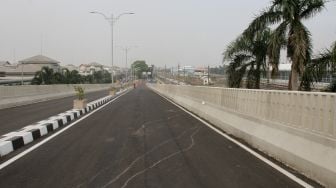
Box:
xmin=100 ymin=126 xmax=199 ymax=188
xmin=74 ymin=114 xmax=184 ymax=188
xmin=119 ymin=127 xmax=201 ymax=188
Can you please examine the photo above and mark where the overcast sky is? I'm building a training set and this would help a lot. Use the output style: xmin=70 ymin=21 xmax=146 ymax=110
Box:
xmin=0 ymin=0 xmax=335 ymax=68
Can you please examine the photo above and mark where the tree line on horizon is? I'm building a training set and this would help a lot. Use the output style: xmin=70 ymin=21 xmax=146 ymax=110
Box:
xmin=31 ymin=67 xmax=112 ymax=85
xmin=224 ymin=0 xmax=336 ymax=92
xmin=31 ymin=60 xmax=151 ymax=85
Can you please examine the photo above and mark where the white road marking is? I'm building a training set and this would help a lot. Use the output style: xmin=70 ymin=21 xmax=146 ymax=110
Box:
xmin=152 ymin=89 xmax=314 ymax=188
xmin=0 ymin=90 xmax=131 ymax=171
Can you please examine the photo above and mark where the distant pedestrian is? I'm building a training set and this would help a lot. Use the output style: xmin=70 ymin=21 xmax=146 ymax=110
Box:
xmin=134 ymin=83 xmax=136 ymax=88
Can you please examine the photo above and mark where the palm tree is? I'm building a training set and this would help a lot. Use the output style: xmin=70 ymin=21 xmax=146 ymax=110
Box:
xmin=300 ymin=41 xmax=336 ymax=91
xmin=224 ymin=27 xmax=272 ymax=89
xmin=41 ymin=66 xmax=55 ymax=84
xmin=245 ymin=0 xmax=326 ymax=90
xmin=53 ymin=72 xmax=65 ymax=84
xmin=32 ymin=66 xmax=55 ymax=85
xmin=69 ymin=70 xmax=82 ymax=84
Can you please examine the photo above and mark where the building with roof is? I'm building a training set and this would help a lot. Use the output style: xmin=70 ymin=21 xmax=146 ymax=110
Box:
xmin=79 ymin=62 xmax=104 ymax=76
xmin=19 ymin=55 xmax=61 ymax=72
xmin=0 ymin=55 xmax=61 ymax=78
xmin=62 ymin=64 xmax=78 ymax=72
xmin=78 ymin=62 xmax=121 ymax=76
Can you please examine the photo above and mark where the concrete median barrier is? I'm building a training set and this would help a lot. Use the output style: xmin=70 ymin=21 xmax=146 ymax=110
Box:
xmin=0 ymin=87 xmax=131 ymax=158
xmin=148 ymin=83 xmax=336 ymax=187
xmin=0 ymin=84 xmax=114 ymax=109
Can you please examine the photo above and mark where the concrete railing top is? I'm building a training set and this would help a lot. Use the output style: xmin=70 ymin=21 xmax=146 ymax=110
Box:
xmin=151 ymin=84 xmax=336 ymax=141
xmin=169 ymin=84 xmax=336 ymax=96
xmin=0 ymin=84 xmax=112 ymax=99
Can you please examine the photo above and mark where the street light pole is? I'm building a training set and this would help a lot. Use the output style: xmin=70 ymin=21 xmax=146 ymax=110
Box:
xmin=90 ymin=11 xmax=134 ymax=86
xmin=125 ymin=47 xmax=128 ymax=82
xmin=122 ymin=46 xmax=138 ymax=83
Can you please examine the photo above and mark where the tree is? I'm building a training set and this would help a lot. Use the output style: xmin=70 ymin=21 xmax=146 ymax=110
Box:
xmin=102 ymin=70 xmax=112 ymax=83
xmin=91 ymin=70 xmax=111 ymax=83
xmin=53 ymin=72 xmax=65 ymax=84
xmin=300 ymin=41 xmax=336 ymax=91
xmin=245 ymin=0 xmax=326 ymax=90
xmin=31 ymin=67 xmax=112 ymax=85
xmin=32 ymin=66 xmax=55 ymax=85
xmin=83 ymin=74 xmax=94 ymax=84
xmin=62 ymin=68 xmax=71 ymax=84
xmin=132 ymin=60 xmax=148 ymax=79
xmin=224 ymin=27 xmax=273 ymax=89
xmin=69 ymin=70 xmax=82 ymax=84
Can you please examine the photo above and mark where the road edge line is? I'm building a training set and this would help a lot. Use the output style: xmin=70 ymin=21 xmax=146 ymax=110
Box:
xmin=150 ymin=87 xmax=314 ymax=188
xmin=0 ymin=89 xmax=131 ymax=170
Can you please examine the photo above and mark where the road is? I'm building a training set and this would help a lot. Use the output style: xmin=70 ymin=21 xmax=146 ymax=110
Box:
xmin=0 ymin=89 xmax=109 ymax=135
xmin=0 ymin=85 xmax=308 ymax=188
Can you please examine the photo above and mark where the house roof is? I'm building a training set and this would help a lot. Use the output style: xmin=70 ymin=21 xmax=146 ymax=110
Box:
xmin=19 ymin=55 xmax=60 ymax=64
xmin=88 ymin=62 xmax=103 ymax=67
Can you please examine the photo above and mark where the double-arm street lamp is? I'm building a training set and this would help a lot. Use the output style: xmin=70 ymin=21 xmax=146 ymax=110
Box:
xmin=90 ymin=11 xmax=134 ymax=85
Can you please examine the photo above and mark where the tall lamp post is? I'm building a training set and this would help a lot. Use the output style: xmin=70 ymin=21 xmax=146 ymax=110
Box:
xmin=121 ymin=46 xmax=137 ymax=83
xmin=90 ymin=11 xmax=134 ymax=85
xmin=124 ymin=47 xmax=130 ymax=82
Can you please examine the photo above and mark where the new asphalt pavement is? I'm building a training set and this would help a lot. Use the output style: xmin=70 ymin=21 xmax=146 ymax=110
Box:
xmin=0 ymin=85 xmax=309 ymax=188
xmin=0 ymin=89 xmax=109 ymax=135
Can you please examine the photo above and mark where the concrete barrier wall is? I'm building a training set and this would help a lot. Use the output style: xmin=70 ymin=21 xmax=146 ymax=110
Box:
xmin=149 ymin=84 xmax=336 ymax=187
xmin=0 ymin=84 xmax=112 ymax=109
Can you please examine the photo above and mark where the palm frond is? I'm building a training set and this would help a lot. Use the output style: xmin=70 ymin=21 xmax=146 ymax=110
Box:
xmin=244 ymin=9 xmax=283 ymax=37
xmin=267 ymin=21 xmax=288 ymax=76
xmin=300 ymin=40 xmax=336 ymax=90
xmin=224 ymin=35 xmax=253 ymax=60
xmin=300 ymin=0 xmax=325 ymax=19
xmin=288 ymin=21 xmax=312 ymax=74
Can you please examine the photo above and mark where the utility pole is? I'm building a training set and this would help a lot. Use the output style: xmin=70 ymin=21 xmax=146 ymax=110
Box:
xmin=208 ymin=65 xmax=210 ymax=85
xmin=183 ymin=66 xmax=186 ymax=83
xmin=164 ymin=64 xmax=167 ymax=82
xmin=124 ymin=47 xmax=129 ymax=82
xmin=177 ymin=64 xmax=180 ymax=85
xmin=21 ymin=63 xmax=24 ymax=85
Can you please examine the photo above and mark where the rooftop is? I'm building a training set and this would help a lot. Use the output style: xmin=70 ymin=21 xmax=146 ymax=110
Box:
xmin=19 ymin=55 xmax=60 ymax=64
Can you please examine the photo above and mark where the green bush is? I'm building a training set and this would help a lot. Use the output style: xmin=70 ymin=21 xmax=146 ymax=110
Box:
xmin=110 ymin=86 xmax=117 ymax=91
xmin=74 ymin=86 xmax=85 ymax=100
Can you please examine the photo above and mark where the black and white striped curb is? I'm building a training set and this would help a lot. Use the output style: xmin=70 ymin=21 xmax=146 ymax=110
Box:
xmin=0 ymin=88 xmax=129 ymax=157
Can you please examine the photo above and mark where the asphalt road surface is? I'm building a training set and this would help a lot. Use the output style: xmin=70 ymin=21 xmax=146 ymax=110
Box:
xmin=0 ymin=85 xmax=307 ymax=188
xmin=0 ymin=89 xmax=109 ymax=135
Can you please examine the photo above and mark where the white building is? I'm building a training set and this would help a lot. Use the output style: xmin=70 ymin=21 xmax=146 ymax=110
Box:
xmin=79 ymin=62 xmax=103 ymax=75
xmin=79 ymin=62 xmax=121 ymax=76
xmin=62 ymin=64 xmax=78 ymax=72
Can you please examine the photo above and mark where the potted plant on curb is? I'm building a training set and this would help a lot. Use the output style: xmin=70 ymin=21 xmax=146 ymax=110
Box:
xmin=109 ymin=86 xmax=117 ymax=96
xmin=73 ymin=86 xmax=87 ymax=109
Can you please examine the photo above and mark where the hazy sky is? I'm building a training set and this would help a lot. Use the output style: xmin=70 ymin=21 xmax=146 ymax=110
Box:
xmin=0 ymin=0 xmax=335 ymax=68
